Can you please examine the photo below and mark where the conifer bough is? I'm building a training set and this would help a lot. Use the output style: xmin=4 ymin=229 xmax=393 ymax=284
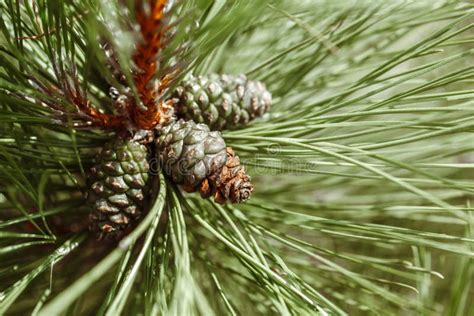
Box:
xmin=172 ymin=74 xmax=272 ymax=130
xmin=156 ymin=119 xmax=253 ymax=203
xmin=79 ymin=1 xmax=261 ymax=239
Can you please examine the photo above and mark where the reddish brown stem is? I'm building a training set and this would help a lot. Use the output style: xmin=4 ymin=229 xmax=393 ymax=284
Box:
xmin=132 ymin=0 xmax=175 ymax=130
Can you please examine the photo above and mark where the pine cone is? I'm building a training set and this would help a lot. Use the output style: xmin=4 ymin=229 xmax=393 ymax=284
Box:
xmin=87 ymin=136 xmax=150 ymax=239
xmin=156 ymin=119 xmax=253 ymax=203
xmin=172 ymin=74 xmax=271 ymax=130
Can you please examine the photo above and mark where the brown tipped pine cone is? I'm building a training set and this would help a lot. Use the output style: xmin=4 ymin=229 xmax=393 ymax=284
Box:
xmin=87 ymin=137 xmax=150 ymax=239
xmin=172 ymin=74 xmax=271 ymax=130
xmin=156 ymin=119 xmax=253 ymax=203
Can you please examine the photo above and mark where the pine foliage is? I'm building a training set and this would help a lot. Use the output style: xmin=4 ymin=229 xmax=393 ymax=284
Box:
xmin=0 ymin=0 xmax=473 ymax=315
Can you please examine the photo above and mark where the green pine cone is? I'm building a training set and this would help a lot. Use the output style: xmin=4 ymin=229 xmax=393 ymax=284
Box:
xmin=156 ymin=119 xmax=227 ymax=189
xmin=87 ymin=136 xmax=150 ymax=239
xmin=156 ymin=119 xmax=253 ymax=203
xmin=172 ymin=74 xmax=271 ymax=130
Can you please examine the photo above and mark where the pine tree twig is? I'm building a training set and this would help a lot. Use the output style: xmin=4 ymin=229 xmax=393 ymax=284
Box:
xmin=131 ymin=0 xmax=177 ymax=130
xmin=31 ymin=65 xmax=124 ymax=129
xmin=2 ymin=1 xmax=474 ymax=314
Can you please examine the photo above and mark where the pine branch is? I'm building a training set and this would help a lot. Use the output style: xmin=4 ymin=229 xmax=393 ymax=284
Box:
xmin=0 ymin=0 xmax=473 ymax=315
